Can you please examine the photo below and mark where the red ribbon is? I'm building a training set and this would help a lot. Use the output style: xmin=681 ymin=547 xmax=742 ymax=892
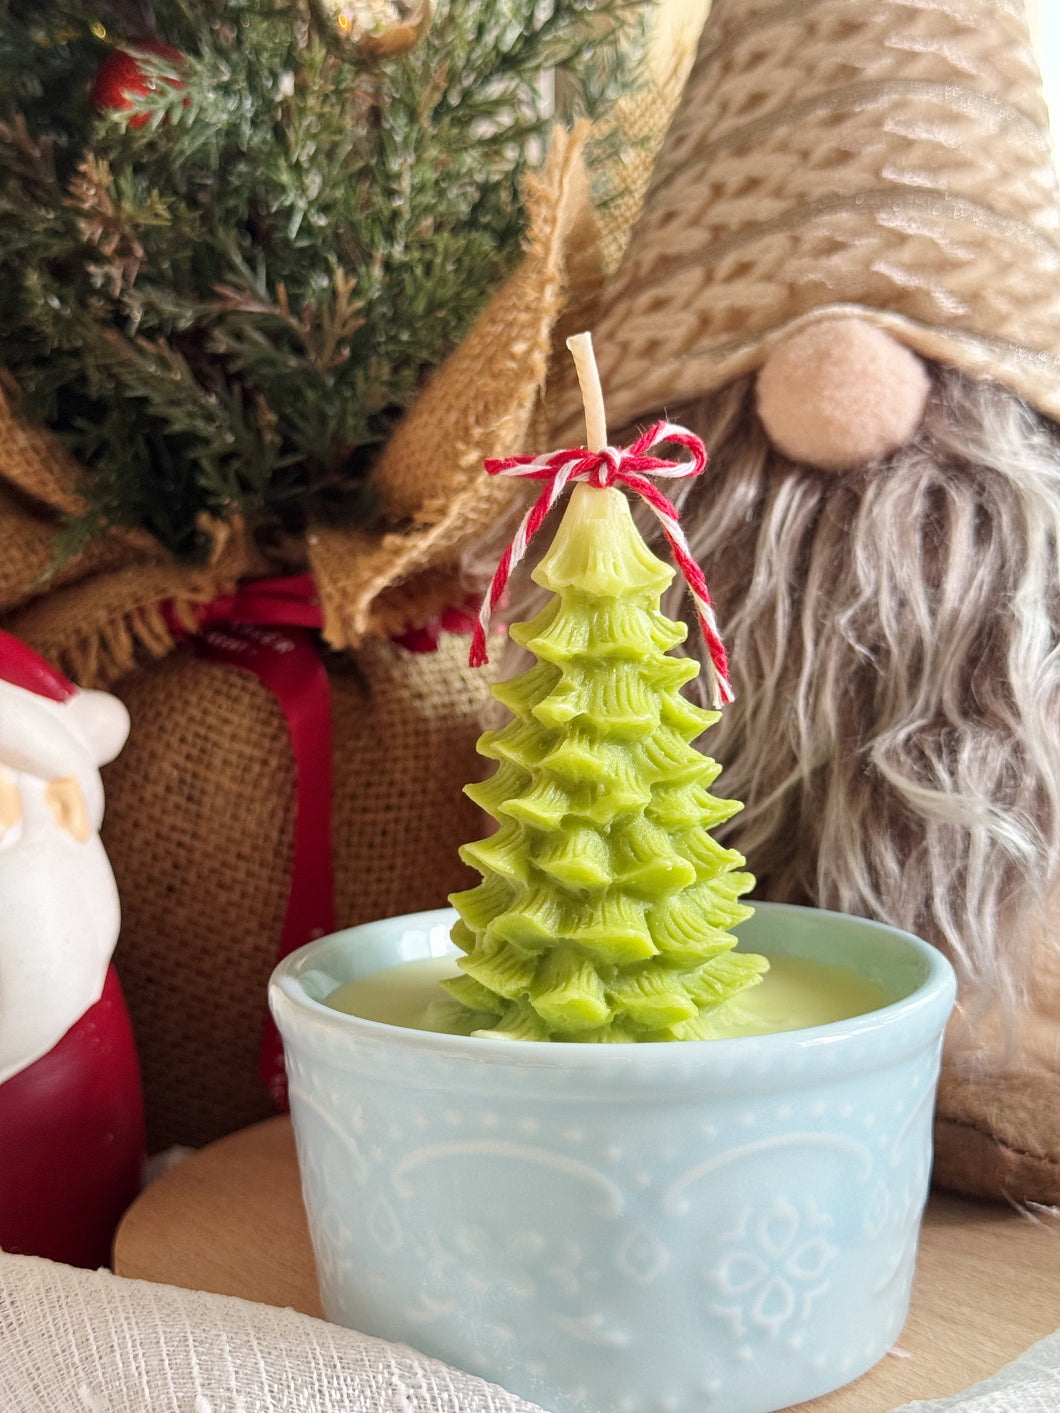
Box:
xmin=469 ymin=421 xmax=733 ymax=707
xmin=164 ymin=574 xmax=332 ymax=1108
xmin=165 ymin=574 xmax=475 ymax=1106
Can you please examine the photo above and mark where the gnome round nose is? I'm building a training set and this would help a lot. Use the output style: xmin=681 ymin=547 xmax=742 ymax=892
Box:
xmin=755 ymin=319 xmax=930 ymax=471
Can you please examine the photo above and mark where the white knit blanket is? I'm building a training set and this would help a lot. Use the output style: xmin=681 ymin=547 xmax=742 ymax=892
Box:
xmin=1 ymin=1251 xmax=1057 ymax=1413
xmin=0 ymin=1252 xmax=546 ymax=1413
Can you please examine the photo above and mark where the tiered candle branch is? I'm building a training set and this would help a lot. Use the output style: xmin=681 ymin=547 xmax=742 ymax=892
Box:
xmin=447 ymin=334 xmax=765 ymax=1042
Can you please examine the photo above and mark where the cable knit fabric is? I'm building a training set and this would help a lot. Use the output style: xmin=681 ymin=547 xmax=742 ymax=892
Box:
xmin=550 ymin=0 xmax=1060 ymax=441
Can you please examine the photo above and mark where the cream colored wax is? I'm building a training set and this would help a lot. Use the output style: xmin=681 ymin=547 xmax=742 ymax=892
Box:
xmin=325 ymin=953 xmax=893 ymax=1039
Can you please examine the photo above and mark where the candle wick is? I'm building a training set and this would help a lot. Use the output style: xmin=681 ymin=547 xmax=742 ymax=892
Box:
xmin=566 ymin=331 xmax=607 ymax=454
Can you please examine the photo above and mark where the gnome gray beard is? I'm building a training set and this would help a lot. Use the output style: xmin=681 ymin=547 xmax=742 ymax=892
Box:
xmin=648 ymin=368 xmax=1060 ymax=1017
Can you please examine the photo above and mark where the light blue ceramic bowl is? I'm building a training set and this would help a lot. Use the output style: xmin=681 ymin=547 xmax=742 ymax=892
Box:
xmin=269 ymin=902 xmax=956 ymax=1413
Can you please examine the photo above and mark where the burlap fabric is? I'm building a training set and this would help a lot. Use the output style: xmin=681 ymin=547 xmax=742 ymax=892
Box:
xmin=0 ymin=0 xmax=710 ymax=1153
xmin=312 ymin=0 xmax=714 ymax=645
xmin=2 ymin=500 xmax=501 ymax=1158
xmin=551 ymin=0 xmax=1060 ymax=442
xmin=98 ymin=637 xmax=499 ymax=1152
xmin=0 ymin=128 xmax=597 ymax=1152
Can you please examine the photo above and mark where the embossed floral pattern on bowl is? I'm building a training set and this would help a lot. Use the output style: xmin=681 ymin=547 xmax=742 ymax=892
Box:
xmin=270 ymin=901 xmax=956 ymax=1413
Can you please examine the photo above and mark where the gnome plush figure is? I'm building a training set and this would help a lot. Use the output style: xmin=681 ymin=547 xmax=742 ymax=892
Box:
xmin=0 ymin=631 xmax=144 ymax=1267
xmin=552 ymin=0 xmax=1060 ymax=1202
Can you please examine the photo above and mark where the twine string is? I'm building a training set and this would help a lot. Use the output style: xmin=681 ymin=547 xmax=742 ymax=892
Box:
xmin=469 ymin=419 xmax=733 ymax=708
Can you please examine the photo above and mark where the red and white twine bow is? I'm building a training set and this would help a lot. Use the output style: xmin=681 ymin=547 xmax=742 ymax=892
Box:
xmin=469 ymin=420 xmax=733 ymax=708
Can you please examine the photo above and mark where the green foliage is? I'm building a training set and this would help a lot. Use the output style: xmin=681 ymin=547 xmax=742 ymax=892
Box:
xmin=447 ymin=484 xmax=767 ymax=1042
xmin=0 ymin=0 xmax=647 ymax=561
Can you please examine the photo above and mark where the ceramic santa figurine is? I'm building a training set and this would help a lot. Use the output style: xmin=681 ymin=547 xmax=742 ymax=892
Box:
xmin=550 ymin=0 xmax=1060 ymax=1203
xmin=0 ymin=631 xmax=144 ymax=1267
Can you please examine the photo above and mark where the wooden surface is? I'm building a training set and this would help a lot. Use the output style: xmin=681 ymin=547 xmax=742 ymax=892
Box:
xmin=114 ymin=1116 xmax=1060 ymax=1411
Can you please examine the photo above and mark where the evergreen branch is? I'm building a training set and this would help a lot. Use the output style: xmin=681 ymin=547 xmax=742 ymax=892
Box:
xmin=0 ymin=0 xmax=651 ymax=560
xmin=211 ymin=267 xmax=364 ymax=375
xmin=65 ymin=155 xmax=147 ymax=295
xmin=0 ymin=112 xmax=58 ymax=204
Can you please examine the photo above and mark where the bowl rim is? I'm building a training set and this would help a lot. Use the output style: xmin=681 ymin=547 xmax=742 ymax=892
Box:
xmin=269 ymin=900 xmax=957 ymax=1070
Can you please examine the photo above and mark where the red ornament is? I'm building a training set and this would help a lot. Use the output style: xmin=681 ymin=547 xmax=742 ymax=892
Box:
xmin=91 ymin=40 xmax=185 ymax=128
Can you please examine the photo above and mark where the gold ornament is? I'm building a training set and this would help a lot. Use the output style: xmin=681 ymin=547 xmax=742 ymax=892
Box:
xmin=311 ymin=0 xmax=431 ymax=57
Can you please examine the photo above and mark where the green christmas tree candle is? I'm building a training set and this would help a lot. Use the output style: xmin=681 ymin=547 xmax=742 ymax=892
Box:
xmin=446 ymin=334 xmax=767 ymax=1042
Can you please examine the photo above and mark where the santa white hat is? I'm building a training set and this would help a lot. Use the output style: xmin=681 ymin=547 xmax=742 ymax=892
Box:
xmin=0 ymin=631 xmax=129 ymax=808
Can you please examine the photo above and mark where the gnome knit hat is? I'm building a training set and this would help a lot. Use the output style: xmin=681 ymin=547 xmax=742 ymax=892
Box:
xmin=552 ymin=0 xmax=1060 ymax=457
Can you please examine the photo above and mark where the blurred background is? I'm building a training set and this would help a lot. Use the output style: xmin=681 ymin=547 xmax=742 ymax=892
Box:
xmin=1029 ymin=0 xmax=1059 ymax=149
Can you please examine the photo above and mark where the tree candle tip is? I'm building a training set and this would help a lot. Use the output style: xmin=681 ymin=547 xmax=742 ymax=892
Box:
xmin=566 ymin=332 xmax=607 ymax=453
